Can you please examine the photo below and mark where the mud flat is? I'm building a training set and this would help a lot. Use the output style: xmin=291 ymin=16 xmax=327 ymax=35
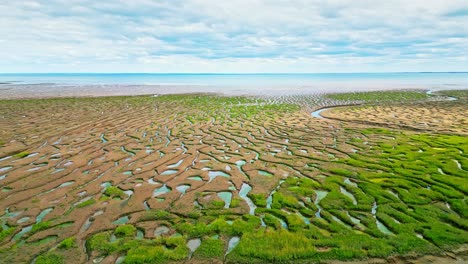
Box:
xmin=0 ymin=90 xmax=466 ymax=263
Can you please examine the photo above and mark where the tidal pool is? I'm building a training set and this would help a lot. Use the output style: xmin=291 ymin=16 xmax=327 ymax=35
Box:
xmin=217 ymin=192 xmax=233 ymax=209
xmin=176 ymin=184 xmax=190 ymax=194
xmin=226 ymin=236 xmax=240 ymax=256
xmin=187 ymin=238 xmax=201 ymax=258
xmin=161 ymin=170 xmax=178 ymax=175
xmin=208 ymin=171 xmax=230 ymax=182
xmin=239 ymin=183 xmax=256 ymax=215
xmin=153 ymin=184 xmax=171 ymax=197
xmin=113 ymin=216 xmax=129 ymax=225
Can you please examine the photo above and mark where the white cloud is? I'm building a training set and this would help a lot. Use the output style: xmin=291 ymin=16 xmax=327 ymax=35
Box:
xmin=0 ymin=0 xmax=467 ymax=72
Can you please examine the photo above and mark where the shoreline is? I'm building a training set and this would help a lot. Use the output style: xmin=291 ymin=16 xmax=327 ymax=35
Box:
xmin=1 ymin=82 xmax=467 ymax=100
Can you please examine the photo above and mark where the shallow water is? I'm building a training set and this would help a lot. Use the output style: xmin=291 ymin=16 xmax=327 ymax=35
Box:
xmin=340 ymin=186 xmax=357 ymax=205
xmin=36 ymin=208 xmax=53 ymax=223
xmin=297 ymin=212 xmax=311 ymax=225
xmin=258 ymin=170 xmax=273 ymax=176
xmin=314 ymin=190 xmax=328 ymax=218
xmin=187 ymin=176 xmax=203 ymax=181
xmin=217 ymin=192 xmax=233 ymax=209
xmin=161 ymin=169 xmax=178 ymax=175
xmin=176 ymin=184 xmax=190 ymax=194
xmin=153 ymin=184 xmax=171 ymax=197
xmin=100 ymin=134 xmax=108 ymax=143
xmin=239 ymin=183 xmax=256 ymax=215
xmin=344 ymin=178 xmax=357 ymax=187
xmin=115 ymin=256 xmax=125 ymax=264
xmin=17 ymin=217 xmax=30 ymax=224
xmin=12 ymin=226 xmax=32 ymax=241
xmin=376 ymin=220 xmax=393 ymax=235
xmin=266 ymin=179 xmax=285 ymax=209
xmin=113 ymin=216 xmax=129 ymax=225
xmin=311 ymin=108 xmax=328 ymax=119
xmin=0 ymin=166 xmax=12 ymax=173
xmin=226 ymin=236 xmax=240 ymax=256
xmin=187 ymin=238 xmax=201 ymax=258
xmin=167 ymin=159 xmax=184 ymax=168
xmin=208 ymin=171 xmax=230 ymax=182
xmin=154 ymin=226 xmax=170 ymax=236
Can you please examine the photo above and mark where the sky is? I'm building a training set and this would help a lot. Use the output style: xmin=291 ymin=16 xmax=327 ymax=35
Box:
xmin=1 ymin=0 xmax=468 ymax=73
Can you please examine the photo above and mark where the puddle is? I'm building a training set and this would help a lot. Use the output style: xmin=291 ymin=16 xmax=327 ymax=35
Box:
xmin=187 ymin=238 xmax=201 ymax=258
xmin=371 ymin=202 xmax=377 ymax=216
xmin=0 ymin=166 xmax=13 ymax=173
xmin=43 ymin=181 xmax=75 ymax=194
xmin=278 ymin=217 xmax=288 ymax=229
xmin=12 ymin=226 xmax=32 ymax=241
xmin=314 ymin=190 xmax=328 ymax=218
xmin=161 ymin=170 xmax=178 ymax=175
xmin=188 ymin=176 xmax=203 ymax=181
xmin=0 ymin=156 xmax=12 ymax=162
xmin=153 ymin=184 xmax=171 ymax=197
xmin=115 ymin=256 xmax=125 ymax=264
xmin=217 ymin=192 xmax=232 ymax=209
xmin=297 ymin=212 xmax=310 ymax=224
xmin=148 ymin=178 xmax=159 ymax=185
xmin=239 ymin=183 xmax=256 ymax=215
xmin=387 ymin=190 xmax=399 ymax=199
xmin=137 ymin=230 xmax=144 ymax=239
xmin=101 ymin=182 xmax=112 ymax=188
xmin=1 ymin=208 xmax=22 ymax=219
xmin=225 ymin=236 xmax=240 ymax=256
xmin=0 ymin=174 xmax=6 ymax=181
xmin=121 ymin=146 xmax=135 ymax=157
xmin=167 ymin=159 xmax=184 ymax=168
xmin=346 ymin=211 xmax=361 ymax=225
xmin=437 ymin=168 xmax=445 ymax=175
xmin=258 ymin=170 xmax=273 ymax=176
xmin=145 ymin=147 xmax=154 ymax=154
xmin=80 ymin=210 xmax=103 ymax=232
xmin=143 ymin=200 xmax=150 ymax=210
xmin=453 ymin=159 xmax=462 ymax=170
xmin=154 ymin=226 xmax=170 ymax=236
xmin=123 ymin=190 xmax=134 ymax=198
xmin=344 ymin=178 xmax=357 ymax=187
xmin=113 ymin=216 xmax=129 ymax=225
xmin=176 ymin=184 xmax=190 ymax=194
xmin=17 ymin=217 xmax=30 ymax=224
xmin=340 ymin=186 xmax=357 ymax=205
xmin=208 ymin=171 xmax=230 ymax=182
xmin=36 ymin=208 xmax=53 ymax=223
xmin=100 ymin=134 xmax=108 ymax=143
xmin=376 ymin=220 xmax=393 ymax=235
xmin=266 ymin=180 xmax=285 ymax=209
xmin=74 ymin=196 xmax=92 ymax=206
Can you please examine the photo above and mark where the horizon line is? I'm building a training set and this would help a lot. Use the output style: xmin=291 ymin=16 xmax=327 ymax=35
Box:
xmin=1 ymin=71 xmax=468 ymax=75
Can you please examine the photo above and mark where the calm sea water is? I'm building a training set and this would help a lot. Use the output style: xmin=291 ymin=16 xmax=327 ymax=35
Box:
xmin=0 ymin=73 xmax=467 ymax=98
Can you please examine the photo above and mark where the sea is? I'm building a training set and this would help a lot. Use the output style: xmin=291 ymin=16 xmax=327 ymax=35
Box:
xmin=0 ymin=73 xmax=467 ymax=98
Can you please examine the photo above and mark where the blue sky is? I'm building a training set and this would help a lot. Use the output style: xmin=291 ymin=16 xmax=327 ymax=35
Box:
xmin=1 ymin=0 xmax=467 ymax=73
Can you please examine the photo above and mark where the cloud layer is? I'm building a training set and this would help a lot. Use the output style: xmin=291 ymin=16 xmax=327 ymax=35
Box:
xmin=1 ymin=0 xmax=467 ymax=72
